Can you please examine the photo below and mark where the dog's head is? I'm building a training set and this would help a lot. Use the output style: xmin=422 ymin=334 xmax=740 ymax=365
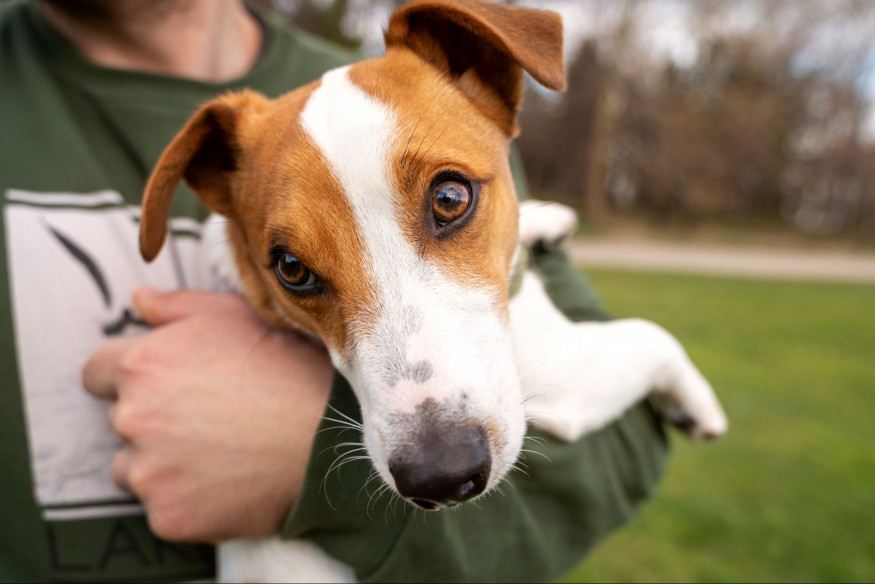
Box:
xmin=140 ymin=0 xmax=565 ymax=510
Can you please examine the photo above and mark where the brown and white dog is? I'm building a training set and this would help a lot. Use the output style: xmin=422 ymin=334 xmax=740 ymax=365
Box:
xmin=139 ymin=0 xmax=727 ymax=580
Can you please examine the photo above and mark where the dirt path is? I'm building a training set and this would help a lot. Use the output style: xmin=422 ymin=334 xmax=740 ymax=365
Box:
xmin=567 ymin=238 xmax=875 ymax=284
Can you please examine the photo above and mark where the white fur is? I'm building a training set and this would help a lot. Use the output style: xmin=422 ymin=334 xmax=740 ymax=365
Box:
xmin=219 ymin=537 xmax=355 ymax=583
xmin=518 ymin=199 xmax=578 ymax=249
xmin=202 ymin=213 xmax=244 ymax=293
xmin=510 ymin=271 xmax=727 ymax=441
xmin=512 ymin=200 xmax=726 ymax=440
xmin=211 ymin=71 xmax=727 ymax=584
xmin=300 ymin=67 xmax=525 ymax=492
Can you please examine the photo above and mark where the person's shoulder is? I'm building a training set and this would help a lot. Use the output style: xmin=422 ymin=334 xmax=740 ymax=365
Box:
xmin=0 ymin=0 xmax=34 ymax=43
xmin=0 ymin=1 xmax=49 ymax=93
xmin=0 ymin=0 xmax=23 ymax=20
xmin=260 ymin=9 xmax=361 ymax=71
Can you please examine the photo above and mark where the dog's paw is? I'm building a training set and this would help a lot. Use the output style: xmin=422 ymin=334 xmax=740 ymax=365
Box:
xmin=625 ymin=319 xmax=729 ymax=441
xmin=658 ymin=394 xmax=728 ymax=441
xmin=518 ymin=199 xmax=578 ymax=252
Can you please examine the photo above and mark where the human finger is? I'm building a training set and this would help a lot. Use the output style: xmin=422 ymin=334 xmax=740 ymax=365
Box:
xmin=81 ymin=335 xmax=140 ymax=400
xmin=133 ymin=286 xmax=248 ymax=326
xmin=111 ymin=448 xmax=133 ymax=493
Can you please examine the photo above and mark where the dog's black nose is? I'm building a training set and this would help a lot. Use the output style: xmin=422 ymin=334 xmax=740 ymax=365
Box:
xmin=389 ymin=424 xmax=491 ymax=510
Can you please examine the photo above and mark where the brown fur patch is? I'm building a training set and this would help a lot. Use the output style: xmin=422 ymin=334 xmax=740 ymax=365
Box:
xmin=141 ymin=0 xmax=568 ymax=358
xmin=220 ymin=85 xmax=378 ymax=359
xmin=384 ymin=0 xmax=566 ymax=135
xmin=348 ymin=51 xmax=519 ymax=313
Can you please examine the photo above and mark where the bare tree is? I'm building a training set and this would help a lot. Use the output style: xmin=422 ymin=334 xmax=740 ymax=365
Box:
xmin=517 ymin=0 xmax=875 ymax=241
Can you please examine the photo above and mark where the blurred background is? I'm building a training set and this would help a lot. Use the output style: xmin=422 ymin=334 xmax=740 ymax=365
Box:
xmin=255 ymin=0 xmax=875 ymax=247
xmin=253 ymin=2 xmax=875 ymax=582
xmin=10 ymin=0 xmax=867 ymax=580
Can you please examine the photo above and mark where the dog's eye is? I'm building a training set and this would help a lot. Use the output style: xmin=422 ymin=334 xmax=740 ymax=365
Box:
xmin=274 ymin=252 xmax=317 ymax=291
xmin=432 ymin=180 xmax=471 ymax=226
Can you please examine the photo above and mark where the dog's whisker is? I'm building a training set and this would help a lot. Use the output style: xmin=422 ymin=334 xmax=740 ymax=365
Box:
xmin=316 ymin=425 xmax=360 ymax=438
xmin=316 ymin=440 xmax=362 ymax=459
xmin=331 ymin=441 xmax=366 ymax=451
xmin=393 ymin=492 xmax=406 ymax=520
xmin=321 ymin=454 xmax=366 ymax=510
xmin=356 ymin=470 xmax=382 ymax=505
xmin=512 ymin=324 xmax=565 ymax=351
xmin=524 ymin=406 xmax=570 ymax=431
xmin=386 ymin=490 xmax=403 ymax=519
xmin=331 ymin=446 xmax=368 ymax=460
xmin=514 ymin=457 xmax=531 ymax=470
xmin=367 ymin=483 xmax=388 ymax=514
xmin=385 ymin=490 xmax=403 ymax=523
xmin=204 ymin=238 xmax=237 ymax=253
xmin=515 ymin=347 xmax=570 ymax=378
xmin=319 ymin=440 xmax=371 ymax=502
xmin=514 ymin=356 xmax=568 ymax=388
xmin=325 ymin=405 xmax=365 ymax=430
xmin=367 ymin=483 xmax=392 ymax=520
xmin=320 ymin=416 xmax=364 ymax=431
xmin=324 ymin=452 xmax=370 ymax=478
xmin=319 ymin=471 xmax=338 ymax=510
xmin=520 ymin=392 xmax=546 ymax=406
xmin=509 ymin=463 xmax=531 ymax=478
xmin=519 ymin=448 xmax=553 ymax=463
xmin=331 ymin=456 xmax=372 ymax=475
xmin=494 ymin=474 xmax=519 ymax=498
xmin=524 ymin=435 xmax=547 ymax=446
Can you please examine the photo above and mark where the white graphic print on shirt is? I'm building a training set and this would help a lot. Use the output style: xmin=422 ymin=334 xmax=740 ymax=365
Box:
xmin=4 ymin=189 xmax=207 ymax=520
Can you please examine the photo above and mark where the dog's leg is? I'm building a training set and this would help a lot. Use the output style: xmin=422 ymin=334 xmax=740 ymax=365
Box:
xmin=510 ymin=272 xmax=727 ymax=441
xmin=218 ymin=537 xmax=356 ymax=583
xmin=513 ymin=201 xmax=727 ymax=441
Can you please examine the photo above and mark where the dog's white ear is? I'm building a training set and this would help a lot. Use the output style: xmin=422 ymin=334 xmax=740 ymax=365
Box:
xmin=139 ymin=90 xmax=268 ymax=262
xmin=385 ymin=0 xmax=565 ymax=136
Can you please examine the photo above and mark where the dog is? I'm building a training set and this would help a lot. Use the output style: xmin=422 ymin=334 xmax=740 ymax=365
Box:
xmin=138 ymin=0 xmax=728 ymax=580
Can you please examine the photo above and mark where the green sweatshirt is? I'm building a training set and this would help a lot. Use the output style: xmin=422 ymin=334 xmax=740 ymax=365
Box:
xmin=0 ymin=1 xmax=668 ymax=582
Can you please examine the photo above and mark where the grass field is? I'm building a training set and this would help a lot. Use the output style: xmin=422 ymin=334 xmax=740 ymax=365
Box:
xmin=559 ymin=269 xmax=875 ymax=583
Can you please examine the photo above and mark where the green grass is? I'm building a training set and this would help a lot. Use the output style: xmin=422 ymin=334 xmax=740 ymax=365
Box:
xmin=560 ymin=270 xmax=875 ymax=583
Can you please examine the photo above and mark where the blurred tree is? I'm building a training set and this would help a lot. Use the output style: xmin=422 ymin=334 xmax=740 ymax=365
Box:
xmin=516 ymin=0 xmax=875 ymax=242
xmin=518 ymin=40 xmax=603 ymax=209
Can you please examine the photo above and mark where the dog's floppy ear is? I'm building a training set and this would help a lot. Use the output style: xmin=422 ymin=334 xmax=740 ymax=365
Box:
xmin=385 ymin=0 xmax=565 ymax=136
xmin=139 ymin=90 xmax=266 ymax=262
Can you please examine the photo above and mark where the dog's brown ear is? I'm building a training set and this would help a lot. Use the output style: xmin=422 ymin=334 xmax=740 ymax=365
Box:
xmin=140 ymin=91 xmax=266 ymax=262
xmin=385 ymin=0 xmax=565 ymax=136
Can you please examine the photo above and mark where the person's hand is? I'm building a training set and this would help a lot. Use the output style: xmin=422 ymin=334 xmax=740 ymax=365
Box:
xmin=82 ymin=287 xmax=333 ymax=543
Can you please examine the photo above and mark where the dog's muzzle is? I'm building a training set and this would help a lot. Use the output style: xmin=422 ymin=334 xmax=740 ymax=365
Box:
xmin=387 ymin=415 xmax=491 ymax=510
